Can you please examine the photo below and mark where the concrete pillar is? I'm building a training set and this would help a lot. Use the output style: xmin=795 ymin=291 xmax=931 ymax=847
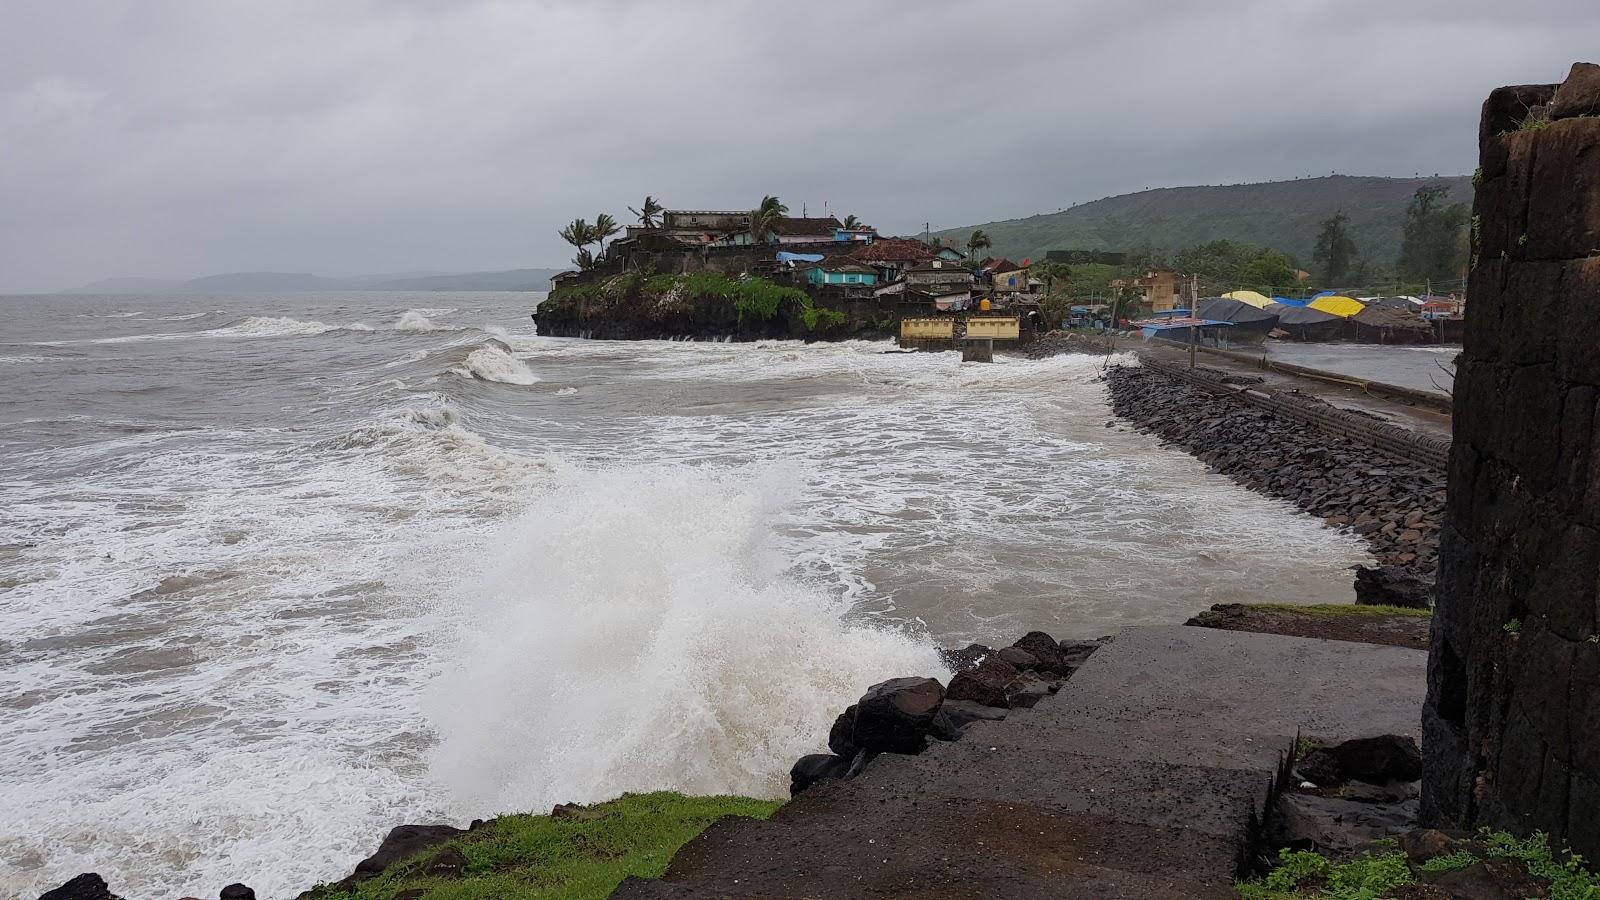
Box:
xmin=1423 ymin=62 xmax=1600 ymax=856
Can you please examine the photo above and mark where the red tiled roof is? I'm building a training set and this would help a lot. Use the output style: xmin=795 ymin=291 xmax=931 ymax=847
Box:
xmin=847 ymin=237 xmax=937 ymax=264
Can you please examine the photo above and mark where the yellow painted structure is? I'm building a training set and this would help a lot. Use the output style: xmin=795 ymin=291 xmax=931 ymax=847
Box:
xmin=966 ymin=317 xmax=1021 ymax=340
xmin=901 ymin=317 xmax=955 ymax=340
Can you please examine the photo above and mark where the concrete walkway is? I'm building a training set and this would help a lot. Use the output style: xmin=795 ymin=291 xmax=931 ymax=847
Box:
xmin=1135 ymin=341 xmax=1453 ymax=440
xmin=614 ymin=625 xmax=1426 ymax=899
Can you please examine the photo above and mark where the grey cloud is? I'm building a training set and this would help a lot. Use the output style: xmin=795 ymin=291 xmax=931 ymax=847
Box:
xmin=2 ymin=0 xmax=1597 ymax=291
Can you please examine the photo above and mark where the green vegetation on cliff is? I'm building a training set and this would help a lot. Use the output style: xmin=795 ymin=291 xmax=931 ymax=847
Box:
xmin=306 ymin=792 xmax=783 ymax=900
xmin=934 ymin=175 xmax=1471 ymax=268
xmin=541 ymin=272 xmax=851 ymax=336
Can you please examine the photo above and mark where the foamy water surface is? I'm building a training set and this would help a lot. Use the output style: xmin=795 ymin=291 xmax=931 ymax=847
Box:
xmin=0 ymin=292 xmax=1370 ymax=898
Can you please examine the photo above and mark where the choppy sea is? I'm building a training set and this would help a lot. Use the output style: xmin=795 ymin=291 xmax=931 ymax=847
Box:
xmin=0 ymin=292 xmax=1370 ymax=898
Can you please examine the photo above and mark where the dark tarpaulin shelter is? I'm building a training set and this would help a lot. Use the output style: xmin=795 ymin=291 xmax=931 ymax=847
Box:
xmin=1196 ymin=297 xmax=1279 ymax=343
xmin=1351 ymin=303 xmax=1436 ymax=344
xmin=1268 ymin=302 xmax=1344 ymax=341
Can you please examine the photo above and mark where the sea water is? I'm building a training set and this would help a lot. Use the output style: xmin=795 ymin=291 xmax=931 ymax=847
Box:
xmin=0 ymin=292 xmax=1370 ymax=898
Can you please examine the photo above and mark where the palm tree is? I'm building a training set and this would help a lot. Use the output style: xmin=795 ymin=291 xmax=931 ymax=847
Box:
xmin=593 ymin=213 xmax=621 ymax=257
xmin=559 ymin=218 xmax=597 ymax=269
xmin=628 ymin=196 xmax=664 ymax=229
xmin=749 ymin=195 xmax=789 ymax=243
xmin=842 ymin=214 xmax=863 ymax=230
xmin=966 ymin=229 xmax=992 ymax=259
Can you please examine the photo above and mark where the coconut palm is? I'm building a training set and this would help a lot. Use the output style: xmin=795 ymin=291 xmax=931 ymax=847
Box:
xmin=749 ymin=195 xmax=789 ymax=243
xmin=966 ymin=229 xmax=992 ymax=259
xmin=628 ymin=196 xmax=664 ymax=228
xmin=593 ymin=213 xmax=621 ymax=257
xmin=559 ymin=218 xmax=597 ymax=269
xmin=842 ymin=214 xmax=863 ymax=230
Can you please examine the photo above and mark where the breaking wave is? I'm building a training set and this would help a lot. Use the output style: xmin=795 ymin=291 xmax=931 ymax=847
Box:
xmin=460 ymin=341 xmax=538 ymax=385
xmin=427 ymin=465 xmax=946 ymax=814
xmin=394 ymin=310 xmax=441 ymax=332
xmin=204 ymin=316 xmax=373 ymax=338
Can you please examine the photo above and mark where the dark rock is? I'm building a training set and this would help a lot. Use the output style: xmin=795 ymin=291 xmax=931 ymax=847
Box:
xmin=38 ymin=874 xmax=123 ymax=900
xmin=939 ymin=643 xmax=992 ymax=672
xmin=1400 ymin=828 xmax=1463 ymax=863
xmin=1269 ymin=792 xmax=1418 ymax=854
xmin=945 ymin=657 xmax=1022 ymax=708
xmin=1337 ymin=779 xmax=1415 ymax=804
xmin=352 ymin=824 xmax=468 ymax=882
xmin=1005 ymin=678 xmax=1053 ymax=709
xmin=790 ymin=753 xmax=850 ymax=795
xmin=844 ymin=748 xmax=878 ymax=779
xmin=937 ymin=698 xmax=1009 ymax=729
xmin=851 ymin=676 xmax=944 ymax=754
xmin=1422 ymin=859 xmax=1550 ymax=899
xmin=1296 ymin=748 xmax=1343 ymax=786
xmin=1549 ymin=61 xmax=1600 ymax=119
xmin=1354 ymin=565 xmax=1432 ymax=609
xmin=827 ymin=704 xmax=859 ymax=758
xmin=219 ymin=887 xmax=255 ymax=900
xmin=550 ymin=803 xmax=605 ymax=821
xmin=422 ymin=846 xmax=469 ymax=878
xmin=1011 ymin=631 xmax=1073 ymax=675
xmin=1056 ymin=639 xmax=1103 ymax=669
xmin=994 ymin=646 xmax=1040 ymax=671
xmin=1328 ymin=734 xmax=1423 ymax=784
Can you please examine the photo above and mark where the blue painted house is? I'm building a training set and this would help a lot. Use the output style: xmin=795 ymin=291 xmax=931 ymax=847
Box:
xmin=805 ymin=259 xmax=879 ymax=287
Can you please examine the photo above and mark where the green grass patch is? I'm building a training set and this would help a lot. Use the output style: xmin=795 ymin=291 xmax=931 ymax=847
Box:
xmin=1239 ymin=830 xmax=1600 ymax=898
xmin=1241 ymin=603 xmax=1432 ymax=619
xmin=1239 ymin=845 xmax=1414 ymax=899
xmin=801 ymin=305 xmax=848 ymax=332
xmin=305 ymin=792 xmax=783 ymax=900
xmin=1417 ymin=849 xmax=1479 ymax=873
xmin=642 ymin=273 xmax=808 ymax=321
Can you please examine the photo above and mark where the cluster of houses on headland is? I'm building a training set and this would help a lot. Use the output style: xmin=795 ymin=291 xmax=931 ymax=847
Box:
xmin=555 ymin=207 xmax=1043 ymax=315
xmin=549 ymin=203 xmax=1465 ymax=346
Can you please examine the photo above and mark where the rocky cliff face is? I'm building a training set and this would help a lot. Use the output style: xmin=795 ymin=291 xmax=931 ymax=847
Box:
xmin=1423 ymin=61 xmax=1600 ymax=857
xmin=532 ymin=272 xmax=889 ymax=342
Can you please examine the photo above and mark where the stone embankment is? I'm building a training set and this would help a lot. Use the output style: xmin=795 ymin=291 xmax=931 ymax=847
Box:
xmin=1107 ymin=362 xmax=1446 ymax=605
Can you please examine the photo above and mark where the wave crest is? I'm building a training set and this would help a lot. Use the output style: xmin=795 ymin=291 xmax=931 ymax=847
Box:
xmin=426 ymin=465 xmax=946 ymax=813
xmin=461 ymin=343 xmax=538 ymax=385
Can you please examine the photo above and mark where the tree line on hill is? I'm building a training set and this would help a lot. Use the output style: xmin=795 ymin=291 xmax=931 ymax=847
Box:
xmin=1030 ymin=184 xmax=1469 ymax=303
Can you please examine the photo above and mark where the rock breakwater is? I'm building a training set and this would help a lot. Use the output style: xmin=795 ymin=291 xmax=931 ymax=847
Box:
xmin=1107 ymin=363 xmax=1445 ymax=602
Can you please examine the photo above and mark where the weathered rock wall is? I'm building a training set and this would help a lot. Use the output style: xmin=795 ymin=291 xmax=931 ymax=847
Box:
xmin=1422 ymin=62 xmax=1600 ymax=857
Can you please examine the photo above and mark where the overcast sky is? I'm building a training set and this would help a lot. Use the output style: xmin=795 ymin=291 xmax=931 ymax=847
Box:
xmin=2 ymin=1 xmax=1596 ymax=291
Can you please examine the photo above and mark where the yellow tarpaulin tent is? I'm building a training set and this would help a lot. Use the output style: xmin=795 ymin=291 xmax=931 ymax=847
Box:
xmin=1307 ymin=295 xmax=1365 ymax=318
xmin=1221 ymin=290 xmax=1273 ymax=309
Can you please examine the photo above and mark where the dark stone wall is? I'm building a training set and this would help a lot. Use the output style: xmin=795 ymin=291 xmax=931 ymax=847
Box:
xmin=1422 ymin=63 xmax=1600 ymax=856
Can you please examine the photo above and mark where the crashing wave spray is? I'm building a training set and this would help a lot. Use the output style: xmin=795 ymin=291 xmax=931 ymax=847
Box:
xmin=426 ymin=464 xmax=946 ymax=815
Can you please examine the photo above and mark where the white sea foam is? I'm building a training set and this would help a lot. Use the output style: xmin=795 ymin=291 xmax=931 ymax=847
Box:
xmin=461 ymin=344 xmax=538 ymax=385
xmin=204 ymin=316 xmax=372 ymax=338
xmin=427 ymin=464 xmax=946 ymax=815
xmin=394 ymin=310 xmax=441 ymax=332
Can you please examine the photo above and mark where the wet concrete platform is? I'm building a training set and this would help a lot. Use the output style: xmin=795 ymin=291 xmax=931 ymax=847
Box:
xmin=613 ymin=625 xmax=1427 ymax=899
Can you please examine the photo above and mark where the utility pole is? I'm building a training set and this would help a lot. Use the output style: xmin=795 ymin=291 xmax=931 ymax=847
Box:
xmin=1189 ymin=272 xmax=1199 ymax=369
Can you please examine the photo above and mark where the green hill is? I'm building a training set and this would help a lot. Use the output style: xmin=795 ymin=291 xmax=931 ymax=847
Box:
xmin=936 ymin=174 xmax=1471 ymax=266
